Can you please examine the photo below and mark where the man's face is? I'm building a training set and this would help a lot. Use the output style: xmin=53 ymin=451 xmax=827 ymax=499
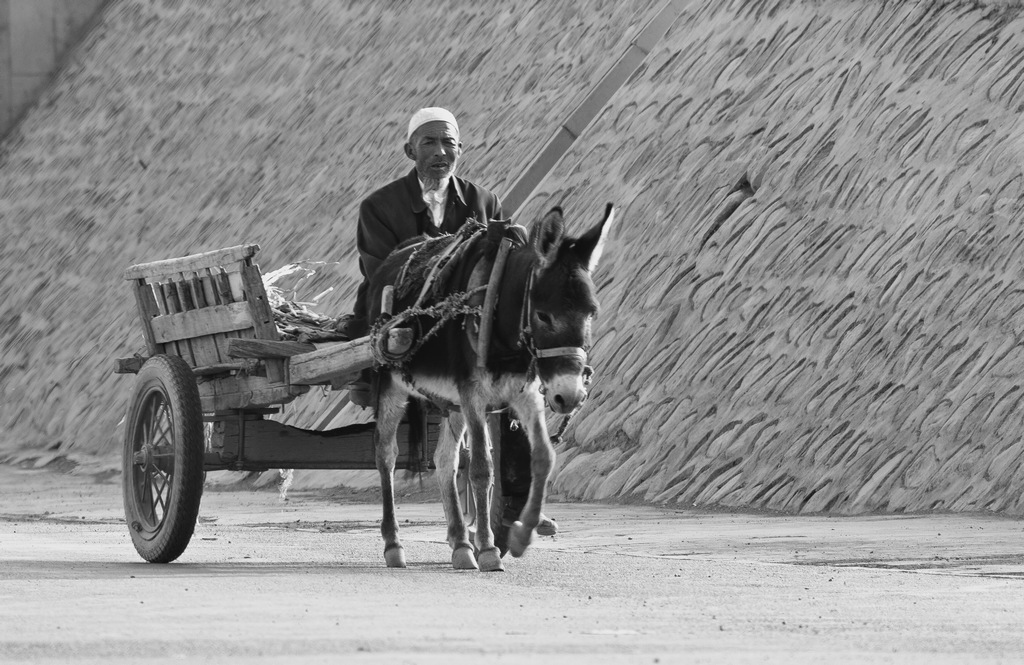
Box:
xmin=405 ymin=120 xmax=462 ymax=182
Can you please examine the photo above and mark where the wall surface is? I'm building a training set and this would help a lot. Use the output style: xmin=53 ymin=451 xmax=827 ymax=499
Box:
xmin=0 ymin=0 xmax=107 ymax=135
xmin=2 ymin=0 xmax=1024 ymax=515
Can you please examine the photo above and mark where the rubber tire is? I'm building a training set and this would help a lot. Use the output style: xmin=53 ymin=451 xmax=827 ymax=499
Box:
xmin=122 ymin=354 xmax=205 ymax=563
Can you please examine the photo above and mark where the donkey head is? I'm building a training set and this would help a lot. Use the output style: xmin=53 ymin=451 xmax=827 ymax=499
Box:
xmin=526 ymin=204 xmax=615 ymax=414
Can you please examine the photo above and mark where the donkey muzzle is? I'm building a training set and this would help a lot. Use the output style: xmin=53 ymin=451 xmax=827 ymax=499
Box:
xmin=535 ymin=348 xmax=591 ymax=413
xmin=543 ymin=375 xmax=588 ymax=414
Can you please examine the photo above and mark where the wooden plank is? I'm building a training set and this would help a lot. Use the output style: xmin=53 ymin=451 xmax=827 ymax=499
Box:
xmin=196 ymin=371 xmax=276 ymax=396
xmin=154 ymin=280 xmax=169 ymax=314
xmin=192 ymin=361 xmax=250 ymax=376
xmin=228 ymin=271 xmax=244 ymax=302
xmin=227 ymin=339 xmax=317 ymax=359
xmin=288 ymin=329 xmax=414 ymax=385
xmin=190 ymin=275 xmax=207 ymax=308
xmin=200 ymin=385 xmax=308 ymax=412
xmin=206 ymin=418 xmax=439 ymax=471
xmin=179 ymin=338 xmax=197 ymax=368
xmin=186 ymin=270 xmax=224 ymax=368
xmin=190 ymin=334 xmax=224 ymax=368
xmin=243 ymin=421 xmax=376 ymax=469
xmin=218 ymin=326 xmax=247 ymax=371
xmin=290 ymin=338 xmax=372 ymax=384
xmin=131 ymin=280 xmax=161 ymax=355
xmin=266 ymin=358 xmax=287 ymax=385
xmin=216 ymin=269 xmax=234 ymax=303
xmin=157 ymin=281 xmax=195 ymax=363
xmin=150 ymin=301 xmax=254 ymax=344
xmin=200 ymin=273 xmax=218 ymax=306
xmin=477 ymin=237 xmax=513 ymax=368
xmin=123 ymin=244 xmax=260 ymax=280
xmin=204 ymin=409 xmax=279 ymax=420
xmin=240 ymin=263 xmax=278 ymax=340
xmin=175 ymin=277 xmax=194 ymax=311
xmin=240 ymin=263 xmax=282 ymax=380
xmin=208 ymin=268 xmax=239 ymax=368
xmin=162 ymin=281 xmax=180 ymax=314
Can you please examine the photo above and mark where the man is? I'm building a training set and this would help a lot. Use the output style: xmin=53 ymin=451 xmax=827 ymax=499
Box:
xmin=336 ymin=107 xmax=556 ymax=549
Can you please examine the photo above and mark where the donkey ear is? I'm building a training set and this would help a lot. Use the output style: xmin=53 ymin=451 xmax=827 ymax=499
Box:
xmin=529 ymin=206 xmax=565 ymax=267
xmin=572 ymin=203 xmax=616 ymax=272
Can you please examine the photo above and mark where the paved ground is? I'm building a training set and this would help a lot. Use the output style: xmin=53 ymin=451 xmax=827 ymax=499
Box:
xmin=1 ymin=464 xmax=1023 ymax=664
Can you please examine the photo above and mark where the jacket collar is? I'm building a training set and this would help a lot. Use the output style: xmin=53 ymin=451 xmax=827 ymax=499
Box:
xmin=403 ymin=167 xmax=467 ymax=214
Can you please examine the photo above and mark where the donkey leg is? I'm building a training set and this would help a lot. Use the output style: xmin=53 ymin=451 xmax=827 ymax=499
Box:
xmin=461 ymin=396 xmax=503 ymax=572
xmin=375 ymin=377 xmax=408 ymax=568
xmin=435 ymin=413 xmax=476 ymax=570
xmin=506 ymin=400 xmax=556 ymax=558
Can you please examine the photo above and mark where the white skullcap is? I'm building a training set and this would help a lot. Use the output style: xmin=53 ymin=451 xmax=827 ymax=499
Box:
xmin=407 ymin=107 xmax=459 ymax=141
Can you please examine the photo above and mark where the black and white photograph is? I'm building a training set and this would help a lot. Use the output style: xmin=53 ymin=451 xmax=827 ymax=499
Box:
xmin=1 ymin=1 xmax=1023 ymax=663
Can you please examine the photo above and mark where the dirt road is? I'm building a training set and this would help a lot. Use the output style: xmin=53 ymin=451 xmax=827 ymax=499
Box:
xmin=1 ymin=465 xmax=1022 ymax=664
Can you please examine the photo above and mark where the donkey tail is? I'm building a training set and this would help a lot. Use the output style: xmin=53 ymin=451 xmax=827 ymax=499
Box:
xmin=404 ymin=398 xmax=427 ymax=475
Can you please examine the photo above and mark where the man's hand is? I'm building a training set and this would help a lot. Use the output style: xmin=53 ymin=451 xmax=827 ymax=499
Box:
xmin=333 ymin=313 xmax=368 ymax=340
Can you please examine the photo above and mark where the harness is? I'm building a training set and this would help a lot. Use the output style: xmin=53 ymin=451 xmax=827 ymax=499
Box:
xmin=510 ymin=254 xmax=595 ymax=445
xmin=515 ymin=269 xmax=594 ymax=389
xmin=370 ymin=223 xmax=486 ymax=371
xmin=369 ymin=220 xmax=594 ymax=443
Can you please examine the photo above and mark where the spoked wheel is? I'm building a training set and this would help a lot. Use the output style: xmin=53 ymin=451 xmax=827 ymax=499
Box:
xmin=122 ymin=354 xmax=205 ymax=563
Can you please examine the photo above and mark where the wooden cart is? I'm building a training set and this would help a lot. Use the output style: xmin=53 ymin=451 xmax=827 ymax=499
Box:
xmin=114 ymin=244 xmax=442 ymax=563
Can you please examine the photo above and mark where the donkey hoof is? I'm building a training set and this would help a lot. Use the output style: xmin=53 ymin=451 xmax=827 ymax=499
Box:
xmin=452 ymin=546 xmax=478 ymax=570
xmin=508 ymin=521 xmax=534 ymax=558
xmin=384 ymin=546 xmax=406 ymax=568
xmin=478 ymin=547 xmax=505 ymax=572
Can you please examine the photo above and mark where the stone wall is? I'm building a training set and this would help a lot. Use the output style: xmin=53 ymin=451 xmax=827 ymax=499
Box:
xmin=0 ymin=0 xmax=662 ymax=460
xmin=2 ymin=0 xmax=1024 ymax=514
xmin=533 ymin=0 xmax=1024 ymax=514
xmin=0 ymin=0 xmax=108 ymax=135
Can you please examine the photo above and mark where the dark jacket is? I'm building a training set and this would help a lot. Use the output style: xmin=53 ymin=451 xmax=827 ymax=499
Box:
xmin=353 ymin=167 xmax=502 ymax=318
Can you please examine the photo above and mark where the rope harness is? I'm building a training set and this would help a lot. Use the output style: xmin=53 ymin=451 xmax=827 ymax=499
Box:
xmin=369 ymin=286 xmax=485 ymax=373
xmin=369 ymin=223 xmax=488 ymax=380
xmin=369 ymin=221 xmax=595 ymax=443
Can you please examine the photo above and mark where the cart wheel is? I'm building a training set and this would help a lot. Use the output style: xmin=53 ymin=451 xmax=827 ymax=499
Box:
xmin=122 ymin=354 xmax=204 ymax=563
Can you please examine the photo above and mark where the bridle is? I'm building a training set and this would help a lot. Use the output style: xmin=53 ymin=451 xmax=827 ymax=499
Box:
xmin=506 ymin=266 xmax=595 ymax=444
xmin=516 ymin=269 xmax=595 ymax=392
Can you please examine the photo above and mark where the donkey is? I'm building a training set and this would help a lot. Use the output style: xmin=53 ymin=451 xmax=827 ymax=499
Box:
xmin=365 ymin=204 xmax=614 ymax=571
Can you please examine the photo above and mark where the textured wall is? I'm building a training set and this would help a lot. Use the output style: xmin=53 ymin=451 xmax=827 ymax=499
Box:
xmin=533 ymin=0 xmax=1024 ymax=514
xmin=0 ymin=0 xmax=661 ymax=456
xmin=0 ymin=0 xmax=108 ymax=135
xmin=2 ymin=0 xmax=1024 ymax=514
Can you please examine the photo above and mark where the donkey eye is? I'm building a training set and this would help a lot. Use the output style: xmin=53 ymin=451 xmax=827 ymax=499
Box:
xmin=536 ymin=311 xmax=553 ymax=326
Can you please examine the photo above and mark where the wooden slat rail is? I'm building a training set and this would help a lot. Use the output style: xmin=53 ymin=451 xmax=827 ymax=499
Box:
xmin=123 ymin=244 xmax=260 ymax=280
xmin=120 ymin=244 xmax=289 ymax=405
xmin=151 ymin=302 xmax=254 ymax=344
xmin=119 ymin=243 xmax=415 ymax=406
